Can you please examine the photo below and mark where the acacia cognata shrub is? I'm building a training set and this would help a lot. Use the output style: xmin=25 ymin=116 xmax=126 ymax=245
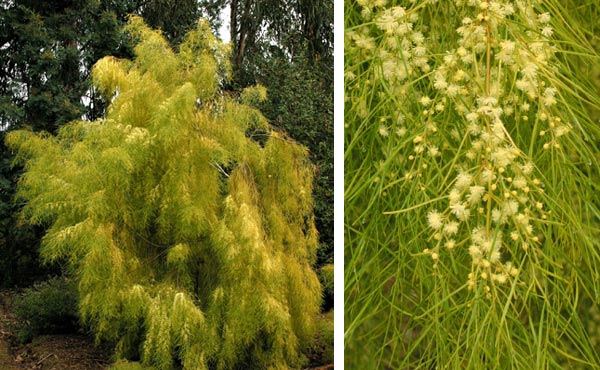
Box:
xmin=346 ymin=0 xmax=600 ymax=369
xmin=8 ymin=16 xmax=321 ymax=370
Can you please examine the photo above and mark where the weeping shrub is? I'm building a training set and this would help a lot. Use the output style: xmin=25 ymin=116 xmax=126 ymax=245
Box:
xmin=8 ymin=16 xmax=321 ymax=370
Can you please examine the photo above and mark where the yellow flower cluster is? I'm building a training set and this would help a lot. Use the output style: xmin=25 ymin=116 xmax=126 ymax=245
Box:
xmin=347 ymin=4 xmax=428 ymax=96
xmin=413 ymin=0 xmax=573 ymax=293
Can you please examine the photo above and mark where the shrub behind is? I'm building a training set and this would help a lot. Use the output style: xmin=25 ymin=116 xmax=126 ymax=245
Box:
xmin=13 ymin=276 xmax=79 ymax=343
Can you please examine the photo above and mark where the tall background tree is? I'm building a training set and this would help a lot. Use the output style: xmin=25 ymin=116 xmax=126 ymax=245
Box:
xmin=136 ymin=0 xmax=202 ymax=46
xmin=0 ymin=0 xmax=135 ymax=286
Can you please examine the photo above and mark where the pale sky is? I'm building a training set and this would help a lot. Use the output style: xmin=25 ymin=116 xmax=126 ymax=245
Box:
xmin=218 ymin=5 xmax=231 ymax=43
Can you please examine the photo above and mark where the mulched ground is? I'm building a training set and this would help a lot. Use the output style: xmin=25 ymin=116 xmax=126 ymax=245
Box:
xmin=11 ymin=335 xmax=110 ymax=370
xmin=0 ymin=290 xmax=333 ymax=370
xmin=0 ymin=291 xmax=110 ymax=370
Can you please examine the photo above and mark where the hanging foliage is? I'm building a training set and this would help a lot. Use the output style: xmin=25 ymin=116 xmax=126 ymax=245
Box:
xmin=7 ymin=16 xmax=321 ymax=370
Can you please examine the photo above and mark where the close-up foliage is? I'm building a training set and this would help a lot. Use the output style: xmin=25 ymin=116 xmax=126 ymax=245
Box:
xmin=345 ymin=0 xmax=600 ymax=369
xmin=8 ymin=17 xmax=322 ymax=370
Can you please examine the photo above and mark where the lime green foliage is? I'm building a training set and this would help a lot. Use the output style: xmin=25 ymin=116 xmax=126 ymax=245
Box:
xmin=346 ymin=1 xmax=600 ymax=369
xmin=8 ymin=16 xmax=320 ymax=370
